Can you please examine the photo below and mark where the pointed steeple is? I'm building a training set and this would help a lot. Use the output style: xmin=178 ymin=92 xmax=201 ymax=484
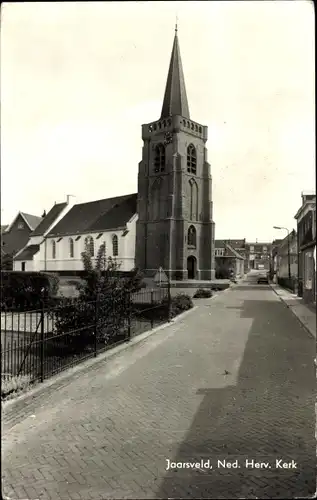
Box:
xmin=160 ymin=25 xmax=190 ymax=119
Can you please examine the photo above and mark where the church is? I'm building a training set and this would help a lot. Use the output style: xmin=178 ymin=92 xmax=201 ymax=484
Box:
xmin=13 ymin=27 xmax=216 ymax=281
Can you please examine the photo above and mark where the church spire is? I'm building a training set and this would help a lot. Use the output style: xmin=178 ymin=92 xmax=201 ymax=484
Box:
xmin=160 ymin=25 xmax=190 ymax=119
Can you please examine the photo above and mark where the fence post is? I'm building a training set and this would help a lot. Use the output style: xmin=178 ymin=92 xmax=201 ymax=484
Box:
xmin=167 ymin=275 xmax=172 ymax=322
xmin=150 ymin=291 xmax=154 ymax=329
xmin=127 ymin=291 xmax=131 ymax=341
xmin=94 ymin=295 xmax=98 ymax=357
xmin=40 ymin=300 xmax=45 ymax=383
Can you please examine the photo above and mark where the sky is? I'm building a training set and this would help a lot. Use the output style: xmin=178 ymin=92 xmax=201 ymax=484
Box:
xmin=1 ymin=1 xmax=315 ymax=241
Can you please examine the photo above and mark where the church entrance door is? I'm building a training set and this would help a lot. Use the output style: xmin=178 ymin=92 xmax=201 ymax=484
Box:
xmin=187 ymin=256 xmax=197 ymax=280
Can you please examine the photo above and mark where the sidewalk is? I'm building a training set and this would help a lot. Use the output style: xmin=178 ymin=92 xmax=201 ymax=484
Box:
xmin=270 ymin=283 xmax=316 ymax=339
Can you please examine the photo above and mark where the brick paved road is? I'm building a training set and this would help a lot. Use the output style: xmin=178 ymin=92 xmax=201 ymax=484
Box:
xmin=2 ymin=279 xmax=315 ymax=499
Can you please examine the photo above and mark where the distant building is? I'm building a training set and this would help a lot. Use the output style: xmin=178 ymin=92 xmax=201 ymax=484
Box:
xmin=214 ymin=240 xmax=245 ymax=278
xmin=294 ymin=193 xmax=316 ymax=303
xmin=245 ymin=241 xmax=272 ymax=271
xmin=13 ymin=201 xmax=70 ymax=272
xmin=1 ymin=212 xmax=42 ymax=270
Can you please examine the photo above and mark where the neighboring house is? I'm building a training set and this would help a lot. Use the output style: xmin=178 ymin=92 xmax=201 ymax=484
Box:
xmin=294 ymin=193 xmax=316 ymax=303
xmin=270 ymin=239 xmax=283 ymax=282
xmin=272 ymin=231 xmax=298 ymax=287
xmin=1 ymin=212 xmax=43 ymax=270
xmin=42 ymin=193 xmax=138 ymax=274
xmin=245 ymin=241 xmax=272 ymax=271
xmin=13 ymin=201 xmax=70 ymax=272
xmin=223 ymin=239 xmax=247 ymax=272
xmin=214 ymin=240 xmax=245 ymax=278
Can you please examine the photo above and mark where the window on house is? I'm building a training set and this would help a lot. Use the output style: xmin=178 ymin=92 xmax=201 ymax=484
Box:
xmin=305 ymin=251 xmax=313 ymax=289
xmin=187 ymin=144 xmax=197 ymax=174
xmin=84 ymin=236 xmax=94 ymax=257
xmin=69 ymin=238 xmax=74 ymax=258
xmin=52 ymin=240 xmax=56 ymax=259
xmin=215 ymin=248 xmax=225 ymax=256
xmin=154 ymin=144 xmax=165 ymax=173
xmin=18 ymin=222 xmax=24 ymax=230
xmin=187 ymin=226 xmax=196 ymax=248
xmin=21 ymin=262 xmax=26 ymax=271
xmin=112 ymin=235 xmax=118 ymax=256
xmin=250 ymin=246 xmax=254 ymax=252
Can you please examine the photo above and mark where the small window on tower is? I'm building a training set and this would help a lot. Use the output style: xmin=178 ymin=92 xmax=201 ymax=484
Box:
xmin=154 ymin=144 xmax=166 ymax=173
xmin=187 ymin=144 xmax=197 ymax=174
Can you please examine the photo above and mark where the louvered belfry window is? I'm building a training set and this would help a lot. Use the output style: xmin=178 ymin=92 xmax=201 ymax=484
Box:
xmin=187 ymin=144 xmax=197 ymax=174
xmin=154 ymin=144 xmax=165 ymax=173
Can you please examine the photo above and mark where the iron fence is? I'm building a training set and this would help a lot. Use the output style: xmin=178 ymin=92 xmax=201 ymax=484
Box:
xmin=1 ymin=287 xmax=171 ymax=387
xmin=277 ymin=277 xmax=297 ymax=293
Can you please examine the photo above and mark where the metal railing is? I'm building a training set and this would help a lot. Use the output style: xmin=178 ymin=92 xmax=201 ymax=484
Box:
xmin=1 ymin=288 xmax=171 ymax=387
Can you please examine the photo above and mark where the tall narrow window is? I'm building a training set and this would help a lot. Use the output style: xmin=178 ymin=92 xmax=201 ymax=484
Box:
xmin=154 ymin=144 xmax=165 ymax=173
xmin=52 ymin=240 xmax=56 ymax=259
xmin=112 ymin=235 xmax=118 ymax=256
xmin=151 ymin=177 xmax=163 ymax=220
xmin=189 ymin=179 xmax=198 ymax=220
xmin=69 ymin=238 xmax=74 ymax=258
xmin=188 ymin=226 xmax=197 ymax=248
xmin=187 ymin=144 xmax=197 ymax=174
xmin=84 ymin=236 xmax=94 ymax=257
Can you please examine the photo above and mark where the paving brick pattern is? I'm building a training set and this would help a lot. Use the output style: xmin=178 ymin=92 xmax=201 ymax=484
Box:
xmin=2 ymin=281 xmax=315 ymax=499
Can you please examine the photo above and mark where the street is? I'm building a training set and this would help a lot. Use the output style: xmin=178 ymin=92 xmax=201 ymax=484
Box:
xmin=2 ymin=276 xmax=315 ymax=499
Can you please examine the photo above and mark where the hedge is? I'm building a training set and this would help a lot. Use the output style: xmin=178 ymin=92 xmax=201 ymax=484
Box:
xmin=1 ymin=271 xmax=59 ymax=310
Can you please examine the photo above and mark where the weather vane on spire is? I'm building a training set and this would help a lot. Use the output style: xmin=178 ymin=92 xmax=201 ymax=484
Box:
xmin=175 ymin=14 xmax=178 ymax=33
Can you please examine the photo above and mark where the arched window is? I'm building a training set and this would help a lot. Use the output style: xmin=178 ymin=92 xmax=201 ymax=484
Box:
xmin=84 ymin=236 xmax=94 ymax=257
xmin=154 ymin=144 xmax=165 ymax=173
xmin=187 ymin=144 xmax=197 ymax=174
xmin=112 ymin=235 xmax=118 ymax=256
xmin=69 ymin=238 xmax=74 ymax=258
xmin=188 ymin=226 xmax=197 ymax=248
xmin=51 ymin=240 xmax=56 ymax=259
xmin=189 ymin=179 xmax=198 ymax=221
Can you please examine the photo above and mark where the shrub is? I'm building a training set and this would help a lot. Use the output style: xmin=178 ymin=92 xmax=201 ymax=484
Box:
xmin=168 ymin=293 xmax=193 ymax=318
xmin=52 ymin=244 xmax=136 ymax=351
xmin=193 ymin=288 xmax=213 ymax=298
xmin=215 ymin=267 xmax=230 ymax=279
xmin=1 ymin=271 xmax=59 ymax=310
xmin=1 ymin=374 xmax=32 ymax=400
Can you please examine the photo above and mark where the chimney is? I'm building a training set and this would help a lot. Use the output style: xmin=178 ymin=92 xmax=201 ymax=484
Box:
xmin=66 ymin=194 xmax=75 ymax=205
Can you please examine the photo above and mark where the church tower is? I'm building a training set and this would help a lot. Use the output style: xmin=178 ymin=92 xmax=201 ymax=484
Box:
xmin=135 ymin=26 xmax=215 ymax=281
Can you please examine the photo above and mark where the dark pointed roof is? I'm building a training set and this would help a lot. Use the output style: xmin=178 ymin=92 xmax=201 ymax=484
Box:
xmin=15 ymin=244 xmax=40 ymax=261
xmin=31 ymin=202 xmax=67 ymax=236
xmin=161 ymin=27 xmax=190 ymax=119
xmin=47 ymin=194 xmax=137 ymax=237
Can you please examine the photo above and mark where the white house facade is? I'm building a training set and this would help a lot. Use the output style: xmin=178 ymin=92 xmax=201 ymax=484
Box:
xmin=13 ymin=194 xmax=138 ymax=274
xmin=38 ymin=193 xmax=138 ymax=274
xmin=43 ymin=214 xmax=137 ymax=272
